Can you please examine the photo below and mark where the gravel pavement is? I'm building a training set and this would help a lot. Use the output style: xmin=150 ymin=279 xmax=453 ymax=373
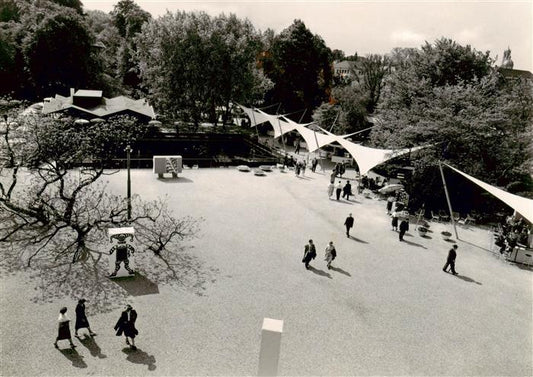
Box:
xmin=1 ymin=167 xmax=531 ymax=376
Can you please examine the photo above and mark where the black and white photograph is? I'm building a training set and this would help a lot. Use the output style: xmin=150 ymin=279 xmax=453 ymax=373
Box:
xmin=0 ymin=0 xmax=532 ymax=375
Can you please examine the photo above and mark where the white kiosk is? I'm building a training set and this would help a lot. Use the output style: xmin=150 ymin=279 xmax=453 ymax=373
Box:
xmin=153 ymin=156 xmax=183 ymax=178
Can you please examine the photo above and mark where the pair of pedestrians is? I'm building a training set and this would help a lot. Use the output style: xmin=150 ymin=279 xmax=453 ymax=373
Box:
xmin=302 ymin=240 xmax=337 ymax=270
xmin=54 ymin=301 xmax=139 ymax=351
xmin=54 ymin=299 xmax=96 ymax=349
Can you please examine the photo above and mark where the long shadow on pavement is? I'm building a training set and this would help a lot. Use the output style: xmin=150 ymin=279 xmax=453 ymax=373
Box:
xmin=78 ymin=335 xmax=107 ymax=359
xmin=402 ymin=239 xmax=427 ymax=249
xmin=59 ymin=347 xmax=87 ymax=368
xmin=308 ymin=266 xmax=332 ymax=279
xmin=454 ymin=274 xmax=482 ymax=285
xmin=157 ymin=177 xmax=194 ymax=184
xmin=112 ymin=273 xmax=160 ymax=296
xmin=122 ymin=348 xmax=157 ymax=371
xmin=330 ymin=266 xmax=351 ymax=277
xmin=349 ymin=236 xmax=368 ymax=244
xmin=329 ymin=199 xmax=354 ymax=205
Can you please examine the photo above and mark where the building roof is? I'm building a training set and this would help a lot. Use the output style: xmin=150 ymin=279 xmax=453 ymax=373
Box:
xmin=42 ymin=91 xmax=156 ymax=120
xmin=74 ymin=89 xmax=103 ymax=98
xmin=498 ymin=68 xmax=533 ymax=80
xmin=333 ymin=60 xmax=353 ymax=70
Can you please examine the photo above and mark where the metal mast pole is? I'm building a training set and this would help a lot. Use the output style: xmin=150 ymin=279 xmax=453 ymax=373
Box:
xmin=439 ymin=161 xmax=459 ymax=239
xmin=126 ymin=145 xmax=132 ymax=221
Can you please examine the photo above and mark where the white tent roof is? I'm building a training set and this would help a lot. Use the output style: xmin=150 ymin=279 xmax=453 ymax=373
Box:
xmin=335 ymin=138 xmax=423 ymax=175
xmin=444 ymin=163 xmax=533 ymax=224
xmin=317 ymin=127 xmax=426 ymax=175
xmin=238 ymin=105 xmax=272 ymax=127
xmin=238 ymin=104 xmax=428 ymax=174
xmin=282 ymin=119 xmax=337 ymax=152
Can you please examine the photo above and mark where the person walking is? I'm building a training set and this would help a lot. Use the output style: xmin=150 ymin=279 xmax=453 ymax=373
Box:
xmin=311 ymin=158 xmax=318 ymax=172
xmin=339 ymin=163 xmax=346 ymax=178
xmin=294 ymin=140 xmax=301 ymax=154
xmin=344 ymin=213 xmax=354 ymax=237
xmin=399 ymin=218 xmax=409 ymax=241
xmin=335 ymin=180 xmax=343 ymax=201
xmin=301 ymin=161 xmax=306 ymax=176
xmin=330 ymin=171 xmax=336 ymax=184
xmin=443 ymin=245 xmax=458 ymax=275
xmin=342 ymin=180 xmax=352 ymax=201
xmin=386 ymin=195 xmax=395 ymax=214
xmin=391 ymin=210 xmax=399 ymax=231
xmin=114 ymin=304 xmax=138 ymax=350
xmin=54 ymin=307 xmax=76 ymax=349
xmin=324 ymin=241 xmax=337 ymax=269
xmin=302 ymin=240 xmax=317 ymax=269
xmin=327 ymin=182 xmax=335 ymax=198
xmin=75 ymin=299 xmax=96 ymax=338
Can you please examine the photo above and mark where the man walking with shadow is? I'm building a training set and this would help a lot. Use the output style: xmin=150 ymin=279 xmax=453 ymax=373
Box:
xmin=302 ymin=240 xmax=317 ymax=269
xmin=443 ymin=244 xmax=458 ymax=275
xmin=344 ymin=213 xmax=354 ymax=238
xmin=114 ymin=304 xmax=139 ymax=350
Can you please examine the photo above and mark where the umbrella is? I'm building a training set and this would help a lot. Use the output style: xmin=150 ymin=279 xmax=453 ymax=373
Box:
xmin=378 ymin=184 xmax=404 ymax=194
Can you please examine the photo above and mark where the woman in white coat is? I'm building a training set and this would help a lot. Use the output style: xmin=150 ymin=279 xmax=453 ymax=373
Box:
xmin=324 ymin=241 xmax=337 ymax=269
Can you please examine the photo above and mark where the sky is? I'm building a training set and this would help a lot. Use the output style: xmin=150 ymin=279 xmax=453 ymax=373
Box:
xmin=82 ymin=0 xmax=533 ymax=72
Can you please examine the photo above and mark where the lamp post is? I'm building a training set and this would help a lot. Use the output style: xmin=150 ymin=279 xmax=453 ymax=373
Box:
xmin=125 ymin=144 xmax=132 ymax=221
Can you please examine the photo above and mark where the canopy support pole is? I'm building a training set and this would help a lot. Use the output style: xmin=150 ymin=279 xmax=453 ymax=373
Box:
xmin=251 ymin=107 xmax=260 ymax=140
xmin=277 ymin=117 xmax=287 ymax=164
xmin=312 ymin=129 xmax=324 ymax=172
xmin=298 ymin=109 xmax=307 ymax=124
xmin=439 ymin=161 xmax=459 ymax=240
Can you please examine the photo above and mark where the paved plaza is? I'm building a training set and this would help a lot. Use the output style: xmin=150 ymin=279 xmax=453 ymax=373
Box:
xmin=1 ymin=166 xmax=532 ymax=376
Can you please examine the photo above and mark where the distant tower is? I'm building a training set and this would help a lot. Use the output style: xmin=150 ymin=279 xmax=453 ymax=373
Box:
xmin=501 ymin=47 xmax=514 ymax=69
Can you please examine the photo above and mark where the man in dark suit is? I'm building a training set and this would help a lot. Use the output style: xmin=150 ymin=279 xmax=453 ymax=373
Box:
xmin=342 ymin=181 xmax=352 ymax=201
xmin=302 ymin=240 xmax=317 ymax=269
xmin=344 ymin=213 xmax=354 ymax=238
xmin=114 ymin=304 xmax=138 ymax=350
xmin=443 ymin=245 xmax=458 ymax=275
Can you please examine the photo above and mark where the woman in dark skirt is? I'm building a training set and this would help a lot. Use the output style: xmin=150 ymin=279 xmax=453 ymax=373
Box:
xmin=54 ymin=307 xmax=76 ymax=349
xmin=75 ymin=299 xmax=96 ymax=337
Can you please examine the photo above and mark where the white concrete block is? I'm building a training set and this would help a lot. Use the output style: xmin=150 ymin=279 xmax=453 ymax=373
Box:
xmin=258 ymin=318 xmax=283 ymax=376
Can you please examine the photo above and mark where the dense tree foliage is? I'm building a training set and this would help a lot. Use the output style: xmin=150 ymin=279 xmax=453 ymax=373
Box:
xmin=0 ymin=0 xmax=106 ymax=99
xmin=110 ymin=0 xmax=150 ymax=94
xmin=313 ymin=54 xmax=390 ymax=136
xmin=370 ymin=38 xmax=532 ymax=213
xmin=21 ymin=6 xmax=100 ymax=99
xmin=136 ymin=11 xmax=271 ymax=125
xmin=260 ymin=20 xmax=332 ymax=120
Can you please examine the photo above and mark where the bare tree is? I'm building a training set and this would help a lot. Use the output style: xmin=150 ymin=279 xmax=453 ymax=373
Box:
xmin=0 ymin=111 xmax=205 ymax=310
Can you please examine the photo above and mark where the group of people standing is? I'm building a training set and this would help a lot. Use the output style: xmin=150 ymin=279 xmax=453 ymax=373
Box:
xmin=54 ymin=301 xmax=139 ymax=351
xmin=292 ymin=157 xmax=319 ymax=176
